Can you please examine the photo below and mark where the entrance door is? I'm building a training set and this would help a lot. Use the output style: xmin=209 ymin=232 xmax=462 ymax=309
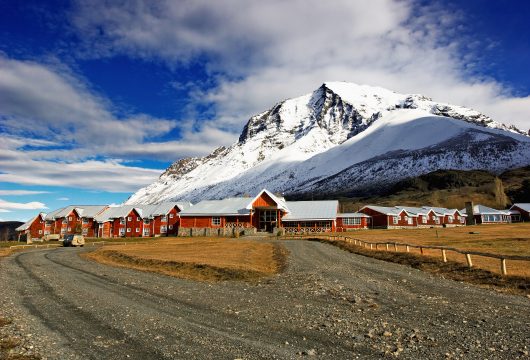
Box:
xmin=259 ymin=210 xmax=277 ymax=232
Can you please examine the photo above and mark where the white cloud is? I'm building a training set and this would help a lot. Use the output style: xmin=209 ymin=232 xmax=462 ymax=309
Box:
xmin=71 ymin=0 xmax=530 ymax=131
xmin=57 ymin=197 xmax=69 ymax=201
xmin=0 ymin=190 xmax=50 ymax=196
xmin=0 ymin=199 xmax=47 ymax=210
xmin=0 ymin=209 xmax=11 ymax=213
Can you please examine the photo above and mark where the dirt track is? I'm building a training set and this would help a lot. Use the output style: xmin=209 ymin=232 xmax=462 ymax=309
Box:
xmin=1 ymin=240 xmax=529 ymax=359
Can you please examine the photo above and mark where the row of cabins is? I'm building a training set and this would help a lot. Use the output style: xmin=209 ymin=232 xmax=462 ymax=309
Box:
xmin=15 ymin=189 xmax=530 ymax=241
xmin=15 ymin=202 xmax=191 ymax=241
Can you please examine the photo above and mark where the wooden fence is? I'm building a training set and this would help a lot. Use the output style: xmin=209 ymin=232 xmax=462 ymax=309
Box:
xmin=279 ymin=234 xmax=530 ymax=277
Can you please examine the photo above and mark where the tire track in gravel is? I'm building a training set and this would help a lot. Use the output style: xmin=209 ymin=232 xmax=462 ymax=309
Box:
xmin=13 ymin=251 xmax=169 ymax=360
xmin=16 ymin=248 xmax=356 ymax=358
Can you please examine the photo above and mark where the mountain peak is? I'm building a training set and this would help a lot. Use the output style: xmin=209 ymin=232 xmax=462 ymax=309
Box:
xmin=126 ymin=82 xmax=530 ymax=205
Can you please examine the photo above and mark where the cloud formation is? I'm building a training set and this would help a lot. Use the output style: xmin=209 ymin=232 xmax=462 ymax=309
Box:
xmin=0 ymin=198 xmax=47 ymax=210
xmin=72 ymin=0 xmax=530 ymax=130
xmin=0 ymin=190 xmax=50 ymax=196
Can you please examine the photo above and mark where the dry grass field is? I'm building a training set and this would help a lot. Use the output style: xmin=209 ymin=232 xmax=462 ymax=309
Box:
xmin=85 ymin=238 xmax=287 ymax=282
xmin=333 ymin=223 xmax=530 ymax=278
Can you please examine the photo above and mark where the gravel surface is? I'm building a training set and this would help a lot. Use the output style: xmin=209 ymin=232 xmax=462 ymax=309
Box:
xmin=0 ymin=240 xmax=529 ymax=359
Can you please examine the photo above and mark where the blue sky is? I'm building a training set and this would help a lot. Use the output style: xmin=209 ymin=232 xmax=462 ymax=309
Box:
xmin=1 ymin=0 xmax=529 ymax=221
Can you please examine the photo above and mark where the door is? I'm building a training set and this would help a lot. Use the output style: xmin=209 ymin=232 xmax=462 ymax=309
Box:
xmin=259 ymin=210 xmax=277 ymax=232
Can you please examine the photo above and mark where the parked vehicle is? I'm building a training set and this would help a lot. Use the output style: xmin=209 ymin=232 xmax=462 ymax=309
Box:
xmin=63 ymin=234 xmax=85 ymax=247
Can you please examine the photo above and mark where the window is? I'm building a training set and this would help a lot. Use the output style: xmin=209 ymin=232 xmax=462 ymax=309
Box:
xmin=120 ymin=218 xmax=126 ymax=225
xmin=61 ymin=228 xmax=66 ymax=234
xmin=168 ymin=225 xmax=173 ymax=230
xmin=67 ymin=227 xmax=71 ymax=231
xmin=406 ymin=216 xmax=413 ymax=225
xmin=68 ymin=216 xmax=72 ymax=221
xmin=143 ymin=228 xmax=150 ymax=236
xmin=135 ymin=228 xmax=140 ymax=232
xmin=448 ymin=216 xmax=453 ymax=223
xmin=44 ymin=230 xmax=50 ymax=235
xmin=422 ymin=216 xmax=427 ymax=224
xmin=127 ymin=228 xmax=131 ymax=232
xmin=212 ymin=217 xmax=221 ymax=226
xmin=137 ymin=217 xmax=141 ymax=221
xmin=119 ymin=228 xmax=125 ymax=235
xmin=435 ymin=217 xmax=440 ymax=224
xmin=160 ymin=226 xmax=167 ymax=233
xmin=82 ymin=228 xmax=88 ymax=235
xmin=144 ymin=219 xmax=150 ymax=224
xmin=38 ymin=230 xmax=43 ymax=234
xmin=62 ymin=219 xmax=68 ymax=224
xmin=127 ymin=216 xmax=132 ymax=221
xmin=169 ymin=213 xmax=174 ymax=219
xmin=82 ymin=218 xmax=89 ymax=224
xmin=392 ymin=216 xmax=398 ymax=224
xmin=161 ymin=216 xmax=167 ymax=222
xmin=343 ymin=217 xmax=361 ymax=225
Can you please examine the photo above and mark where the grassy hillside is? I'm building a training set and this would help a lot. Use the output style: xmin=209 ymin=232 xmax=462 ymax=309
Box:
xmin=291 ymin=167 xmax=530 ymax=212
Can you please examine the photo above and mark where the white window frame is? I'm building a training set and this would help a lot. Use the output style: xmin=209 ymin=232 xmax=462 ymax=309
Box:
xmin=119 ymin=228 xmax=125 ymax=235
xmin=392 ymin=216 xmax=398 ymax=224
xmin=127 ymin=216 xmax=132 ymax=221
xmin=168 ymin=225 xmax=173 ymax=230
xmin=169 ymin=213 xmax=174 ymax=219
xmin=82 ymin=218 xmax=89 ymax=224
xmin=143 ymin=219 xmax=150 ymax=224
xmin=143 ymin=228 xmax=150 ymax=236
xmin=343 ymin=217 xmax=361 ymax=225
xmin=67 ymin=227 xmax=71 ymax=231
xmin=160 ymin=225 xmax=167 ymax=233
xmin=407 ymin=216 xmax=413 ymax=225
xmin=135 ymin=228 xmax=140 ymax=232
xmin=60 ymin=228 xmax=66 ymax=234
xmin=137 ymin=217 xmax=141 ymax=221
xmin=62 ymin=219 xmax=68 ymax=224
xmin=435 ymin=217 xmax=441 ymax=224
xmin=120 ymin=218 xmax=126 ymax=225
xmin=212 ymin=217 xmax=221 ymax=226
xmin=422 ymin=216 xmax=427 ymax=224
xmin=448 ymin=216 xmax=453 ymax=223
xmin=68 ymin=216 xmax=72 ymax=221
xmin=161 ymin=215 xmax=167 ymax=222
xmin=38 ymin=230 xmax=43 ymax=234
xmin=82 ymin=228 xmax=88 ymax=235
xmin=126 ymin=228 xmax=131 ymax=233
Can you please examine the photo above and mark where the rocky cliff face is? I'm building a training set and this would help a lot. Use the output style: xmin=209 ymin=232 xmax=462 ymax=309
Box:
xmin=126 ymin=82 xmax=530 ymax=204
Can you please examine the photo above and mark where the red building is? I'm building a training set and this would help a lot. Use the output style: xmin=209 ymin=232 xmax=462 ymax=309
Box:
xmin=336 ymin=213 xmax=371 ymax=231
xmin=509 ymin=203 xmax=530 ymax=222
xmin=16 ymin=213 xmax=46 ymax=241
xmin=359 ymin=205 xmax=466 ymax=229
xmin=179 ymin=189 xmax=339 ymax=235
xmin=44 ymin=205 xmax=108 ymax=237
xmin=460 ymin=205 xmax=511 ymax=224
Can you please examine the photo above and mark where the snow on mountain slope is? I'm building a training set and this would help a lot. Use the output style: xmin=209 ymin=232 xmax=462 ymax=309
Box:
xmin=126 ymin=82 xmax=530 ymax=204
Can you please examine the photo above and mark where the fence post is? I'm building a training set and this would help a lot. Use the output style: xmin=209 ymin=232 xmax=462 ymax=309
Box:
xmin=500 ymin=258 xmax=507 ymax=276
xmin=420 ymin=247 xmax=424 ymax=255
xmin=406 ymin=245 xmax=410 ymax=252
xmin=370 ymin=243 xmax=373 ymax=250
xmin=465 ymin=253 xmax=473 ymax=268
xmin=385 ymin=243 xmax=389 ymax=251
xmin=393 ymin=243 xmax=397 ymax=252
xmin=442 ymin=249 xmax=447 ymax=263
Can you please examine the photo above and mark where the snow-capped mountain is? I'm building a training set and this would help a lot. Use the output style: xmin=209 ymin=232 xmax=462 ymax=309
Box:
xmin=126 ymin=82 xmax=530 ymax=204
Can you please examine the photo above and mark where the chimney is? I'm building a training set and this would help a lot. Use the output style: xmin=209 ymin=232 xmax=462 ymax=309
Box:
xmin=465 ymin=201 xmax=476 ymax=225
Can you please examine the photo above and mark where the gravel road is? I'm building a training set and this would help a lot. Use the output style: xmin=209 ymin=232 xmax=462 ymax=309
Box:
xmin=1 ymin=240 xmax=529 ymax=359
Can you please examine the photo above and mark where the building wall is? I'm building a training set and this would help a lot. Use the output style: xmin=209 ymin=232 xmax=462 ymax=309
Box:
xmin=336 ymin=217 xmax=370 ymax=231
xmin=124 ymin=209 xmax=143 ymax=238
xmin=166 ymin=207 xmax=180 ymax=236
xmin=359 ymin=208 xmax=390 ymax=228
xmin=27 ymin=216 xmax=44 ymax=239
xmin=512 ymin=206 xmax=530 ymax=221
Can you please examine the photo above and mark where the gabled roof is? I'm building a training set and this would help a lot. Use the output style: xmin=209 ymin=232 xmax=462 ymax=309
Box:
xmin=360 ymin=205 xmax=416 ymax=216
xmin=336 ymin=212 xmax=371 ymax=218
xmin=247 ymin=189 xmax=289 ymax=211
xmin=460 ymin=204 xmax=510 ymax=215
xmin=511 ymin=203 xmax=530 ymax=212
xmin=94 ymin=206 xmax=143 ymax=222
xmin=44 ymin=205 xmax=107 ymax=220
xmin=140 ymin=202 xmax=192 ymax=218
xmin=282 ymin=200 xmax=338 ymax=221
xmin=16 ymin=213 xmax=45 ymax=231
xmin=400 ymin=207 xmax=432 ymax=216
xmin=180 ymin=198 xmax=251 ymax=216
